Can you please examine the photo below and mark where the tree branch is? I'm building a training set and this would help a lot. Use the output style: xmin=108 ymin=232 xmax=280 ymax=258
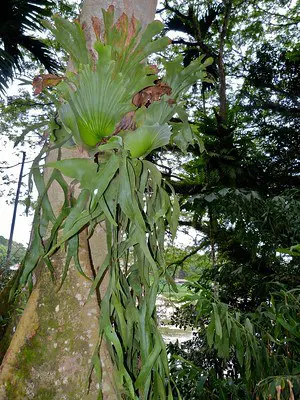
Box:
xmin=167 ymin=242 xmax=207 ymax=267
xmin=169 ymin=180 xmax=205 ymax=195
xmin=0 ymin=158 xmax=34 ymax=169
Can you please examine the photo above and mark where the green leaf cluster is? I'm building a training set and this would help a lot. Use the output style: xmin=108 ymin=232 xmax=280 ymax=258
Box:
xmin=43 ymin=7 xmax=211 ymax=155
xmin=44 ymin=10 xmax=167 ymax=149
xmin=168 ymin=281 xmax=300 ymax=399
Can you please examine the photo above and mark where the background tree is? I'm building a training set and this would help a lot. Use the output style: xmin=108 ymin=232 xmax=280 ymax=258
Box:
xmin=156 ymin=0 xmax=300 ymax=398
xmin=0 ymin=1 xmax=79 ymax=206
xmin=0 ymin=236 xmax=26 ymax=285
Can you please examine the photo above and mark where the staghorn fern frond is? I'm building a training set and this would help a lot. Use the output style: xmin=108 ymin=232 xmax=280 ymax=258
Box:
xmin=123 ymin=123 xmax=172 ymax=158
xmin=43 ymin=15 xmax=91 ymax=71
xmin=47 ymin=8 xmax=168 ymax=148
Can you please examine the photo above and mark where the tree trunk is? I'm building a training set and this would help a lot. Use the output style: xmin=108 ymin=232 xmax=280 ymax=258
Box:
xmin=218 ymin=0 xmax=232 ymax=123
xmin=0 ymin=1 xmax=157 ymax=399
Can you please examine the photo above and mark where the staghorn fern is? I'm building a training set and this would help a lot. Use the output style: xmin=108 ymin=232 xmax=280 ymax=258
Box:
xmin=17 ymin=6 xmax=213 ymax=399
xmin=42 ymin=6 xmax=212 ymax=155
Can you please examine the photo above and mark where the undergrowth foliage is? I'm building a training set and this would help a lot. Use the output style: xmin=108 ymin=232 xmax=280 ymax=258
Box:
xmin=13 ymin=7 xmax=212 ymax=399
xmin=168 ymin=282 xmax=300 ymax=399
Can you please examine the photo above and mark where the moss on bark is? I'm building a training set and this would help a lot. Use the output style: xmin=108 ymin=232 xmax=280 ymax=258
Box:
xmin=0 ymin=252 xmax=117 ymax=400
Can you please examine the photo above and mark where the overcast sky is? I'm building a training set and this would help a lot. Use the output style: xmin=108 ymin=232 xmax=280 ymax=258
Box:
xmin=0 ymin=81 xmax=35 ymax=245
xmin=0 ymin=137 xmax=33 ymax=246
